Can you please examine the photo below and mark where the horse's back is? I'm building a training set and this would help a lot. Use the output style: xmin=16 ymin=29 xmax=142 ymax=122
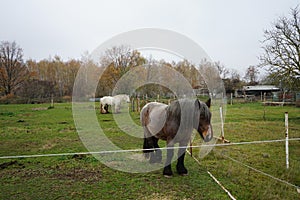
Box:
xmin=114 ymin=94 xmax=130 ymax=102
xmin=140 ymin=102 xmax=167 ymax=122
xmin=100 ymin=96 xmax=114 ymax=105
xmin=141 ymin=102 xmax=168 ymax=136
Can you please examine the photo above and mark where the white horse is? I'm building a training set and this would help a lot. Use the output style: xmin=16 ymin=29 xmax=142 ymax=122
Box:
xmin=100 ymin=94 xmax=130 ymax=114
xmin=114 ymin=94 xmax=130 ymax=103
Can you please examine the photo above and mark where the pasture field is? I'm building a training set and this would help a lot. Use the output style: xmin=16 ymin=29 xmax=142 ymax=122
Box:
xmin=0 ymin=102 xmax=299 ymax=199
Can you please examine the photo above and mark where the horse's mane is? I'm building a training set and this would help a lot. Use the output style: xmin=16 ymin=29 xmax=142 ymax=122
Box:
xmin=166 ymin=99 xmax=198 ymax=132
xmin=166 ymin=99 xmax=210 ymax=130
xmin=198 ymin=100 xmax=211 ymax=120
xmin=166 ymin=100 xmax=181 ymax=125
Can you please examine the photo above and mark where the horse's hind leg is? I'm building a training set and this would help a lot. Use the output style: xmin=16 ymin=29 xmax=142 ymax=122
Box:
xmin=143 ymin=128 xmax=156 ymax=161
xmin=143 ymin=136 xmax=153 ymax=159
xmin=176 ymin=142 xmax=188 ymax=175
xmin=163 ymin=141 xmax=174 ymax=177
xmin=104 ymin=104 xmax=109 ymax=113
xmin=150 ymin=137 xmax=162 ymax=163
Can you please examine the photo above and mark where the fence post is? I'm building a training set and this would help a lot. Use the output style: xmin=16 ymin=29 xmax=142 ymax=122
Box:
xmin=137 ymin=97 xmax=140 ymax=113
xmin=220 ymin=106 xmax=224 ymax=143
xmin=285 ymin=112 xmax=289 ymax=169
xmin=131 ymin=98 xmax=135 ymax=112
xmin=51 ymin=94 xmax=54 ymax=108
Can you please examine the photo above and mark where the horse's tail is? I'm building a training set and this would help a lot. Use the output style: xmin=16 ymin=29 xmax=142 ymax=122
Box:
xmin=141 ymin=104 xmax=155 ymax=158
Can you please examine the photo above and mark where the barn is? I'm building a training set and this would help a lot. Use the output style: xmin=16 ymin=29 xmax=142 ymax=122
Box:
xmin=243 ymin=85 xmax=280 ymax=96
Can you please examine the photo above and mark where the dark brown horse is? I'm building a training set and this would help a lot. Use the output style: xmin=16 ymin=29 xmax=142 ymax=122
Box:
xmin=140 ymin=98 xmax=213 ymax=177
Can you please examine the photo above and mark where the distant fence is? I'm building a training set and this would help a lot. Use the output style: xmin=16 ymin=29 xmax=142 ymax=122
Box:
xmin=130 ymin=96 xmax=174 ymax=112
xmin=227 ymin=92 xmax=300 ymax=106
xmin=0 ymin=95 xmax=72 ymax=104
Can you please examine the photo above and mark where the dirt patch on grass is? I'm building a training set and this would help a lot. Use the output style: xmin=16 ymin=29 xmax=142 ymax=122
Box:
xmin=41 ymin=142 xmax=56 ymax=150
xmin=141 ymin=192 xmax=192 ymax=200
xmin=1 ymin=165 xmax=102 ymax=183
xmin=128 ymin=153 xmax=147 ymax=162
xmin=31 ymin=107 xmax=48 ymax=111
xmin=53 ymin=168 xmax=102 ymax=182
xmin=0 ymin=161 xmax=19 ymax=169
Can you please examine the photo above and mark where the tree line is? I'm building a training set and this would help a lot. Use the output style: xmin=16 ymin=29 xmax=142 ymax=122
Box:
xmin=0 ymin=41 xmax=245 ymax=103
xmin=0 ymin=6 xmax=299 ymax=103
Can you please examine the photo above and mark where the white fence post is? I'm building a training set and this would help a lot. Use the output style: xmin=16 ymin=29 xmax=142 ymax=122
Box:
xmin=220 ymin=106 xmax=224 ymax=143
xmin=285 ymin=112 xmax=289 ymax=169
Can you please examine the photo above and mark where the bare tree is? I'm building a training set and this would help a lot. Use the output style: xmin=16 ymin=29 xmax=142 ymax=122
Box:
xmin=199 ymin=60 xmax=225 ymax=97
xmin=230 ymin=69 xmax=241 ymax=81
xmin=259 ymin=6 xmax=300 ymax=90
xmin=98 ymin=45 xmax=146 ymax=96
xmin=0 ymin=41 xmax=28 ymax=95
xmin=215 ymin=61 xmax=229 ymax=79
xmin=244 ymin=65 xmax=259 ymax=85
xmin=101 ymin=45 xmax=145 ymax=75
xmin=175 ymin=59 xmax=204 ymax=88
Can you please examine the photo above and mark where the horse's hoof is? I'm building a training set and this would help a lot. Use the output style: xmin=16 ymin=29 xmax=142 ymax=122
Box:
xmin=163 ymin=164 xmax=173 ymax=177
xmin=176 ymin=165 xmax=188 ymax=175
xmin=163 ymin=170 xmax=173 ymax=178
xmin=163 ymin=174 xmax=173 ymax=178
xmin=179 ymin=172 xmax=188 ymax=176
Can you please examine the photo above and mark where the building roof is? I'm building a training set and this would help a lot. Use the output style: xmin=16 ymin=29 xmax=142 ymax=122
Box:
xmin=243 ymin=85 xmax=280 ymax=91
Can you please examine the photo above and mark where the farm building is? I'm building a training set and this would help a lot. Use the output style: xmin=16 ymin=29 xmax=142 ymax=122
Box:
xmin=241 ymin=85 xmax=297 ymax=103
xmin=243 ymin=85 xmax=280 ymax=96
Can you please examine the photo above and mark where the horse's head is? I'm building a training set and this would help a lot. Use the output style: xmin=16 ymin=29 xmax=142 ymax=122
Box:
xmin=194 ymin=99 xmax=213 ymax=142
xmin=125 ymin=95 xmax=130 ymax=103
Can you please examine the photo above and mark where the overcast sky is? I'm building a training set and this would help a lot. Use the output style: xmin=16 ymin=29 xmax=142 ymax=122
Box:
xmin=1 ymin=0 xmax=298 ymax=75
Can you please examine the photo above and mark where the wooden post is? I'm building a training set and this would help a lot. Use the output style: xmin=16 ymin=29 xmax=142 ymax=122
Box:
xmin=285 ymin=112 xmax=289 ymax=169
xmin=190 ymin=141 xmax=193 ymax=157
xmin=137 ymin=97 xmax=140 ymax=113
xmin=51 ymin=94 xmax=54 ymax=108
xmin=230 ymin=93 xmax=233 ymax=105
xmin=263 ymin=93 xmax=266 ymax=121
xmin=213 ymin=106 xmax=230 ymax=143
xmin=131 ymin=98 xmax=135 ymax=112
xmin=220 ymin=106 xmax=224 ymax=143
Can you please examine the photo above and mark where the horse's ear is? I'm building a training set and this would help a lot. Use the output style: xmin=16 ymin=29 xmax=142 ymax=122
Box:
xmin=206 ymin=98 xmax=211 ymax=108
xmin=194 ymin=99 xmax=200 ymax=109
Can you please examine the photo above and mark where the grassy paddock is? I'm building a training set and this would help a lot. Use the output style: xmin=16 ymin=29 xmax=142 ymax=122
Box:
xmin=0 ymin=102 xmax=299 ymax=199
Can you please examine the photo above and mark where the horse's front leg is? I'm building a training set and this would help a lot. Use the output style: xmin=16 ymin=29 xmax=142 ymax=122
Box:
xmin=176 ymin=142 xmax=188 ymax=175
xmin=163 ymin=141 xmax=174 ymax=177
xmin=115 ymin=104 xmax=120 ymax=113
xmin=100 ymin=103 xmax=106 ymax=114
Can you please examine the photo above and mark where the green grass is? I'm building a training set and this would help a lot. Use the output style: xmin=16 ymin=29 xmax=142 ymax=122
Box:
xmin=0 ymin=102 xmax=299 ymax=199
xmin=202 ymin=102 xmax=300 ymax=199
